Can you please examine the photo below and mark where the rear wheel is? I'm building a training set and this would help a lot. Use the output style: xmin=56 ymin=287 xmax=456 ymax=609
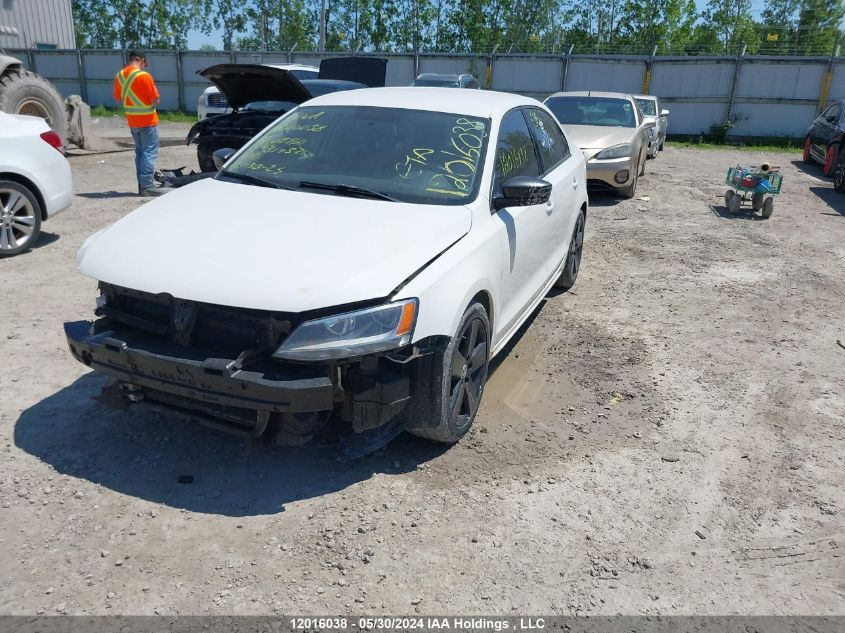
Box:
xmin=761 ymin=197 xmax=774 ymax=219
xmin=555 ymin=210 xmax=585 ymax=291
xmin=408 ymin=303 xmax=490 ymax=443
xmin=0 ymin=180 xmax=42 ymax=257
xmin=823 ymin=144 xmax=837 ymax=176
xmin=751 ymin=192 xmax=764 ymax=211
xmin=724 ymin=189 xmax=735 ymax=208
xmin=802 ymin=136 xmax=813 ymax=164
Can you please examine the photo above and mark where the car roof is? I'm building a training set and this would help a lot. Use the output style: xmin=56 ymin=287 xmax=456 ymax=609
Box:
xmin=633 ymin=94 xmax=658 ymax=101
xmin=266 ymin=63 xmax=319 ymax=72
xmin=305 ymin=87 xmax=539 ymax=118
xmin=416 ymin=73 xmax=471 ymax=80
xmin=546 ymin=90 xmax=634 ymax=100
xmin=301 ymin=79 xmax=367 ymax=88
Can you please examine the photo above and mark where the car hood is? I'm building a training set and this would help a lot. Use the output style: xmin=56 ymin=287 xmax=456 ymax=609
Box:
xmin=198 ymin=64 xmax=312 ymax=111
xmin=77 ymin=178 xmax=471 ymax=313
xmin=561 ymin=124 xmax=637 ymax=152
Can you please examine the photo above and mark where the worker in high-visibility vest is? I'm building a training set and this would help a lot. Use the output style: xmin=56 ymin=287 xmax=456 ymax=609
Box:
xmin=113 ymin=50 xmax=165 ymax=197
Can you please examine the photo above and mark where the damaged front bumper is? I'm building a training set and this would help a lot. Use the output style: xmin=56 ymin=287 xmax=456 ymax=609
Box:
xmin=64 ymin=320 xmax=438 ymax=440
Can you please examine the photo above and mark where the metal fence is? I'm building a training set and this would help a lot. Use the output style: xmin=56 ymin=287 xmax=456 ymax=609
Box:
xmin=7 ymin=47 xmax=843 ymax=138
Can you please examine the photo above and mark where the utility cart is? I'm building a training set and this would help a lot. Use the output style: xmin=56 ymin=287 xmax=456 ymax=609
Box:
xmin=724 ymin=165 xmax=782 ymax=218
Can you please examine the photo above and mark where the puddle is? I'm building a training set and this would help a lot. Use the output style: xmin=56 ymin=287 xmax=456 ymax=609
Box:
xmin=482 ymin=327 xmax=584 ymax=422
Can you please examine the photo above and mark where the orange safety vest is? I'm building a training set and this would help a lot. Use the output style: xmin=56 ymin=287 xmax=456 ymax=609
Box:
xmin=113 ymin=66 xmax=159 ymax=128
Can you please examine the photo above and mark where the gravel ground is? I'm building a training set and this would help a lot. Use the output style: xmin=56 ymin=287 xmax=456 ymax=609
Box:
xmin=1 ymin=125 xmax=843 ymax=616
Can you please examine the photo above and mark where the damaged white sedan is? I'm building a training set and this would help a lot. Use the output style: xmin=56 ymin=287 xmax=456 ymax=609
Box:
xmin=65 ymin=88 xmax=588 ymax=448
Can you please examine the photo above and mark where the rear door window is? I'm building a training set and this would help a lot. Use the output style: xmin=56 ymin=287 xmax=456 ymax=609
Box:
xmin=523 ymin=107 xmax=569 ymax=174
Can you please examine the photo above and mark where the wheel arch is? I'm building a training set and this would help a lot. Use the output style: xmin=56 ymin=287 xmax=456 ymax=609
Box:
xmin=469 ymin=289 xmax=494 ymax=336
xmin=0 ymin=172 xmax=46 ymax=220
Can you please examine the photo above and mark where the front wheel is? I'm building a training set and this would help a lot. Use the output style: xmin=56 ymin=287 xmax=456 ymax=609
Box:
xmin=618 ymin=172 xmax=638 ymax=199
xmin=408 ymin=303 xmax=490 ymax=443
xmin=0 ymin=180 xmax=42 ymax=257
xmin=555 ymin=210 xmax=585 ymax=291
xmin=834 ymin=163 xmax=845 ymax=192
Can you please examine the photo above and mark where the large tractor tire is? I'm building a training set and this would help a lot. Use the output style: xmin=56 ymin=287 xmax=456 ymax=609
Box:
xmin=0 ymin=69 xmax=67 ymax=143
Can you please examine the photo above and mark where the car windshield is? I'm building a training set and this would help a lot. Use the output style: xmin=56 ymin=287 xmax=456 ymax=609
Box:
xmin=221 ymin=105 xmax=490 ymax=205
xmin=414 ymin=79 xmax=461 ymax=88
xmin=545 ymin=97 xmax=636 ymax=128
xmin=635 ymin=98 xmax=657 ymax=116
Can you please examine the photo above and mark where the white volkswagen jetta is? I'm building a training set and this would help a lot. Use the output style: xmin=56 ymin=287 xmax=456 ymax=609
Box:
xmin=0 ymin=112 xmax=73 ymax=257
xmin=65 ymin=88 xmax=588 ymax=447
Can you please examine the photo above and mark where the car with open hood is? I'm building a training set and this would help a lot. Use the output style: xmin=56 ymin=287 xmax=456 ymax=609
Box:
xmin=544 ymin=91 xmax=654 ymax=198
xmin=187 ymin=57 xmax=386 ymax=172
xmin=197 ymin=63 xmax=319 ymax=120
xmin=65 ymin=88 xmax=589 ymax=451
xmin=634 ymin=94 xmax=669 ymax=158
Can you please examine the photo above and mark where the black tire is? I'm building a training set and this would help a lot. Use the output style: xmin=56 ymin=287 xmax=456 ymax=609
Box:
xmin=197 ymin=145 xmax=216 ymax=172
xmin=638 ymin=154 xmax=646 ymax=175
xmin=751 ymin=192 xmax=764 ymax=211
xmin=555 ymin=210 xmax=585 ymax=291
xmin=0 ymin=180 xmax=42 ymax=258
xmin=618 ymin=172 xmax=638 ymax=198
xmin=408 ymin=303 xmax=490 ymax=443
xmin=728 ymin=193 xmax=742 ymax=213
xmin=724 ymin=189 xmax=734 ymax=208
xmin=835 ymin=163 xmax=845 ymax=192
xmin=761 ymin=197 xmax=774 ymax=219
xmin=658 ymin=139 xmax=665 ymax=151
xmin=0 ymin=69 xmax=67 ymax=143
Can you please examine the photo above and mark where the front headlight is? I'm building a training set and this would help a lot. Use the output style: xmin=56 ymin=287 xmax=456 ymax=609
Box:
xmin=273 ymin=298 xmax=418 ymax=361
xmin=595 ymin=144 xmax=632 ymax=160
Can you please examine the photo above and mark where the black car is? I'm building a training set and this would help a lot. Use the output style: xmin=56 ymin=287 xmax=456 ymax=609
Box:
xmin=803 ymin=99 xmax=845 ymax=176
xmin=412 ymin=73 xmax=480 ymax=89
xmin=188 ymin=57 xmax=387 ymax=172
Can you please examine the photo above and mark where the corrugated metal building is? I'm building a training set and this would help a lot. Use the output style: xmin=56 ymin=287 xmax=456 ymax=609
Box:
xmin=0 ymin=0 xmax=76 ymax=50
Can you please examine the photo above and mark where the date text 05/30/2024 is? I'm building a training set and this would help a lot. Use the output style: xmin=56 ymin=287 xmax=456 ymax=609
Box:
xmin=289 ymin=617 xmax=547 ymax=631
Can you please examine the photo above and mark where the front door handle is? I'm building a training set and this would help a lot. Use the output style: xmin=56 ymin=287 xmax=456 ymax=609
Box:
xmin=545 ymin=199 xmax=554 ymax=214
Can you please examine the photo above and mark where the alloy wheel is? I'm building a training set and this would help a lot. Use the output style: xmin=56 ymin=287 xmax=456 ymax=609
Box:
xmin=568 ymin=213 xmax=585 ymax=280
xmin=0 ymin=187 xmax=37 ymax=251
xmin=447 ymin=316 xmax=489 ymax=432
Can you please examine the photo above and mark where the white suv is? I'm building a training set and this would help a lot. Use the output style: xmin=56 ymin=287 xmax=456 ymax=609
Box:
xmin=197 ymin=63 xmax=319 ymax=119
xmin=0 ymin=112 xmax=73 ymax=257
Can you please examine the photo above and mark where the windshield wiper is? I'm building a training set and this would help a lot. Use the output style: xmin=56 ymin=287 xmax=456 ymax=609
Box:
xmin=298 ymin=181 xmax=399 ymax=202
xmin=219 ymin=171 xmax=296 ymax=190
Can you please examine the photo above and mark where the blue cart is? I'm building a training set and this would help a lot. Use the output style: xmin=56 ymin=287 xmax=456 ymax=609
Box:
xmin=724 ymin=166 xmax=782 ymax=219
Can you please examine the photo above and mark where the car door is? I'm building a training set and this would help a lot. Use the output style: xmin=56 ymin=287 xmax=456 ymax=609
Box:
xmin=491 ymin=109 xmax=554 ymax=341
xmin=523 ymin=106 xmax=579 ymax=276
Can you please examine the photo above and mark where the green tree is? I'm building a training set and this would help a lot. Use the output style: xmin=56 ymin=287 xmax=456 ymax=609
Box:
xmin=146 ymin=0 xmax=207 ymax=48
xmin=795 ymin=0 xmax=844 ymax=54
xmin=206 ymin=0 xmax=249 ymax=51
xmin=617 ymin=0 xmax=697 ymax=54
xmin=758 ymin=0 xmax=800 ymax=53
xmin=699 ymin=0 xmax=760 ymax=54
xmin=72 ymin=0 xmax=118 ymax=47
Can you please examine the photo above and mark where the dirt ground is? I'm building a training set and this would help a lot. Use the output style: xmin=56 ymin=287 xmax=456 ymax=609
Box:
xmin=1 ymin=122 xmax=843 ymax=617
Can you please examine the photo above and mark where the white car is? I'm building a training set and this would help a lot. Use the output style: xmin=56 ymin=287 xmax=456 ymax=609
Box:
xmin=634 ymin=95 xmax=669 ymax=158
xmin=197 ymin=63 xmax=319 ymax=119
xmin=65 ymin=88 xmax=588 ymax=447
xmin=0 ymin=112 xmax=73 ymax=257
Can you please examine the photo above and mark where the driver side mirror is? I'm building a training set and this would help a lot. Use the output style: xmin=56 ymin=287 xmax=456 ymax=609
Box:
xmin=213 ymin=147 xmax=236 ymax=170
xmin=493 ymin=176 xmax=552 ymax=210
xmin=660 ymin=109 xmax=670 ymax=117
